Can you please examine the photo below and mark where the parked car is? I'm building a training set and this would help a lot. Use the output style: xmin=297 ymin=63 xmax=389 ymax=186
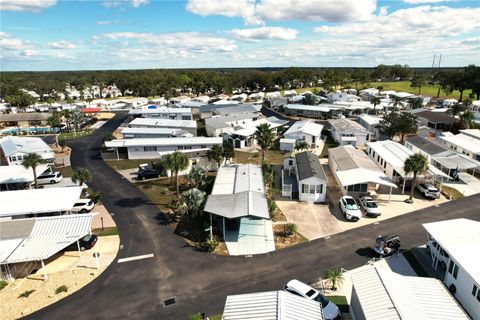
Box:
xmin=339 ymin=196 xmax=361 ymax=221
xmin=64 ymin=234 xmax=98 ymax=251
xmin=358 ymin=195 xmax=381 ymax=217
xmin=373 ymin=234 xmax=401 ymax=257
xmin=37 ymin=171 xmax=63 ymax=185
xmin=283 ymin=279 xmax=341 ymax=320
xmin=416 ymin=183 xmax=440 ymax=199
xmin=71 ymin=198 xmax=95 ymax=213
xmin=137 ymin=168 xmax=160 ymax=180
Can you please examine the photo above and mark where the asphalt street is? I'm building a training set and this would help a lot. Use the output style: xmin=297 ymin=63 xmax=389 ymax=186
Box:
xmin=28 ymin=113 xmax=480 ymax=319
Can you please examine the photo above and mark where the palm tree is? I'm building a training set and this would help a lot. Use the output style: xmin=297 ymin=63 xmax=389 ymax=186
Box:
xmin=447 ymin=103 xmax=466 ymax=117
xmin=22 ymin=153 xmax=44 ymax=189
xmin=255 ymin=123 xmax=275 ymax=163
xmin=371 ymin=96 xmax=381 ymax=115
xmin=182 ymin=188 xmax=206 ymax=217
xmin=72 ymin=167 xmax=92 ymax=186
xmin=206 ymin=144 xmax=223 ymax=169
xmin=186 ymin=167 xmax=206 ymax=190
xmin=404 ymin=153 xmax=429 ymax=203
xmin=166 ymin=151 xmax=189 ymax=197
xmin=389 ymin=96 xmax=403 ymax=113
xmin=325 ymin=268 xmax=344 ymax=291
xmin=294 ymin=140 xmax=309 ymax=152
xmin=460 ymin=110 xmax=475 ymax=129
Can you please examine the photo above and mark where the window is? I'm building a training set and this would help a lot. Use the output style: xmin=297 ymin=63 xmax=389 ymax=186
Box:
xmin=309 ymin=185 xmax=315 ymax=194
xmin=383 ymin=162 xmax=386 ymax=169
xmin=17 ymin=155 xmax=22 ymax=160
xmin=316 ymin=184 xmax=323 ymax=194
xmin=448 ymin=260 xmax=454 ymax=274
xmin=288 ymin=160 xmax=293 ymax=166
xmin=10 ymin=156 xmax=17 ymax=162
xmin=472 ymin=284 xmax=477 ymax=297
xmin=453 ymin=264 xmax=459 ymax=279
xmin=143 ymin=146 xmax=157 ymax=152
xmin=200 ymin=145 xmax=207 ymax=148
xmin=302 ymin=184 xmax=307 ymax=193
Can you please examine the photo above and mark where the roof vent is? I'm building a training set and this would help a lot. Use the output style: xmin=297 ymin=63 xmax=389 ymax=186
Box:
xmin=163 ymin=297 xmax=176 ymax=307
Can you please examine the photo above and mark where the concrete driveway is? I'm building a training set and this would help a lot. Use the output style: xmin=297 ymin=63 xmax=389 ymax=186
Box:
xmin=276 ymin=200 xmax=344 ymax=240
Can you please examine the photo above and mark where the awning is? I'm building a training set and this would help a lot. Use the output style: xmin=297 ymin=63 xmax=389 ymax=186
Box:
xmin=336 ymin=169 xmax=397 ymax=188
xmin=204 ymin=191 xmax=269 ymax=219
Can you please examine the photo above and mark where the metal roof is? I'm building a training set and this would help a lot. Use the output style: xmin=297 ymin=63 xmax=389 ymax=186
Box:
xmin=0 ymin=214 xmax=93 ymax=264
xmin=0 ymin=164 xmax=50 ymax=184
xmin=423 ymin=218 xmax=480 ymax=283
xmin=416 ymin=111 xmax=456 ymax=125
xmin=0 ymin=187 xmax=83 ymax=217
xmin=328 ymin=118 xmax=370 ymax=134
xmin=440 ymin=133 xmax=480 ymax=153
xmin=433 ymin=153 xmax=480 ymax=170
xmin=350 ymin=264 xmax=469 ymax=320
xmin=222 ymin=290 xmax=324 ymax=320
xmin=367 ymin=140 xmax=413 ymax=168
xmin=329 ymin=145 xmax=379 ymax=171
xmin=128 ymin=117 xmax=197 ymax=129
xmin=284 ymin=120 xmax=323 ymax=137
xmin=128 ymin=107 xmax=191 ymax=115
xmin=460 ymin=129 xmax=480 ymax=140
xmin=205 ymin=113 xmax=261 ymax=129
xmin=231 ymin=117 xmax=287 ymax=137
xmin=205 ymin=164 xmax=269 ymax=219
xmin=105 ymin=137 xmax=222 ymax=148
xmin=295 ymin=152 xmax=327 ymax=181
xmin=215 ymin=104 xmax=260 ymax=116
xmin=121 ymin=127 xmax=191 ymax=137
xmin=0 ymin=136 xmax=54 ymax=159
xmin=358 ymin=113 xmax=382 ymax=126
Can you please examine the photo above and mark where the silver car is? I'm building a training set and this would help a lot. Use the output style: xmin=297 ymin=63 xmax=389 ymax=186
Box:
xmin=358 ymin=195 xmax=381 ymax=217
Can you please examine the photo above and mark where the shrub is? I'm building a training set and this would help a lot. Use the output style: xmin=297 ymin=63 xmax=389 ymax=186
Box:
xmin=58 ymin=139 xmax=67 ymax=151
xmin=55 ymin=285 xmax=68 ymax=294
xmin=18 ymin=290 xmax=35 ymax=298
xmin=284 ymin=223 xmax=297 ymax=237
xmin=0 ymin=280 xmax=7 ymax=290
xmin=205 ymin=236 xmax=218 ymax=253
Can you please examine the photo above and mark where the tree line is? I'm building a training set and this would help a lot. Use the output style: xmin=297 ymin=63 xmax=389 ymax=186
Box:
xmin=1 ymin=65 xmax=478 ymax=107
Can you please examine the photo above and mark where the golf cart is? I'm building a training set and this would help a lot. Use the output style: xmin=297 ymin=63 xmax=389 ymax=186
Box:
xmin=373 ymin=234 xmax=401 ymax=257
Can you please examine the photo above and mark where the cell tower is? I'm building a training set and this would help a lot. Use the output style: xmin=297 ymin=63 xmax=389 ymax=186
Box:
xmin=431 ymin=53 xmax=442 ymax=77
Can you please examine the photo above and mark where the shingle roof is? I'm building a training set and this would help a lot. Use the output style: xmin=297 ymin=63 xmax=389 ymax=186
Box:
xmin=405 ymin=135 xmax=449 ymax=156
xmin=416 ymin=111 xmax=456 ymax=124
xmin=295 ymin=151 xmax=326 ymax=181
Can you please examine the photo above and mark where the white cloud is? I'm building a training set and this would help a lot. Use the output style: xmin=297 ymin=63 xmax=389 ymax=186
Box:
xmin=97 ymin=20 xmax=113 ymax=25
xmin=229 ymin=27 xmax=298 ymax=41
xmin=21 ymin=49 xmax=39 ymax=57
xmin=102 ymin=0 xmax=149 ymax=8
xmin=186 ymin=0 xmax=261 ymax=25
xmin=186 ymin=0 xmax=376 ymax=25
xmin=47 ymin=41 xmax=76 ymax=49
xmin=0 ymin=32 xmax=32 ymax=51
xmin=0 ymin=0 xmax=57 ymax=11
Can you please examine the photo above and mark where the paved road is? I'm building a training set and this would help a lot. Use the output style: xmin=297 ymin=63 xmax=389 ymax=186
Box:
xmin=29 ymin=113 xmax=480 ymax=319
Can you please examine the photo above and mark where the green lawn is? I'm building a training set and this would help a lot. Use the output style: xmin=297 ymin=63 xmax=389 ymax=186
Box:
xmin=370 ymin=81 xmax=471 ymax=100
xmin=94 ymin=227 xmax=119 ymax=236
xmin=105 ymin=159 xmax=154 ymax=170
xmin=234 ymin=149 xmax=285 ymax=165
xmin=440 ymin=184 xmax=464 ymax=200
xmin=135 ymin=178 xmax=175 ymax=212
xmin=59 ymin=129 xmax=93 ymax=141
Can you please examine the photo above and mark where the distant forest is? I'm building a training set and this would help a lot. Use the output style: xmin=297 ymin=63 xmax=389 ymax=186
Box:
xmin=1 ymin=65 xmax=479 ymax=103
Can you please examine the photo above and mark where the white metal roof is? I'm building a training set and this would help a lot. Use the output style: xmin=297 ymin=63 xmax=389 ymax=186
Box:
xmin=423 ymin=218 xmax=480 ymax=283
xmin=129 ymin=107 xmax=191 ymax=115
xmin=0 ymin=136 xmax=54 ymax=159
xmin=0 ymin=214 xmax=93 ymax=264
xmin=0 ymin=187 xmax=83 ymax=217
xmin=105 ymin=137 xmax=222 ymax=148
xmin=358 ymin=113 xmax=382 ymax=126
xmin=0 ymin=164 xmax=50 ymax=184
xmin=336 ymin=169 xmax=397 ymax=188
xmin=350 ymin=264 xmax=469 ymax=320
xmin=128 ymin=117 xmax=197 ymax=128
xmin=222 ymin=290 xmax=324 ymax=320
xmin=284 ymin=120 xmax=323 ymax=137
xmin=440 ymin=133 xmax=480 ymax=153
xmin=459 ymin=129 xmax=480 ymax=140
xmin=121 ymin=127 xmax=191 ymax=137
xmin=285 ymin=104 xmax=342 ymax=113
xmin=205 ymin=164 xmax=269 ymax=219
xmin=231 ymin=117 xmax=287 ymax=137
xmin=367 ymin=140 xmax=413 ymax=168
xmin=328 ymin=118 xmax=370 ymax=134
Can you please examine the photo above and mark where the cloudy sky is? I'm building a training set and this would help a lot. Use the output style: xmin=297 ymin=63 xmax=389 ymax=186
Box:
xmin=0 ymin=0 xmax=479 ymax=71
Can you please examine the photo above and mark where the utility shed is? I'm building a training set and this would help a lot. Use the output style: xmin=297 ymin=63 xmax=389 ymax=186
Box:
xmin=222 ymin=290 xmax=324 ymax=320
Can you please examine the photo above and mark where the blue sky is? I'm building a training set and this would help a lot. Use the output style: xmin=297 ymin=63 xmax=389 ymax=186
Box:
xmin=1 ymin=0 xmax=479 ymax=71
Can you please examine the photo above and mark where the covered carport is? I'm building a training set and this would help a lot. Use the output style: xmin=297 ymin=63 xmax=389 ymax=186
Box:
xmin=0 ymin=164 xmax=50 ymax=191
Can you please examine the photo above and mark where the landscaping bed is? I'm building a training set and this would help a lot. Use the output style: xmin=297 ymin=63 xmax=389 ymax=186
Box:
xmin=273 ymin=224 xmax=307 ymax=250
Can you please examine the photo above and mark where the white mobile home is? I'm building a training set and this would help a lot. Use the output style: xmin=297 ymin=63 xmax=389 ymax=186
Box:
xmin=226 ymin=116 xmax=287 ymax=149
xmin=127 ymin=118 xmax=197 ymax=136
xmin=280 ymin=120 xmax=324 ymax=151
xmin=205 ymin=113 xmax=263 ymax=137
xmin=0 ymin=136 xmax=54 ymax=166
xmin=439 ymin=132 xmax=480 ymax=161
xmin=328 ymin=118 xmax=371 ymax=148
xmin=129 ymin=107 xmax=192 ymax=120
xmin=423 ymin=218 xmax=480 ymax=320
xmin=105 ymin=137 xmax=222 ymax=160
xmin=121 ymin=127 xmax=192 ymax=139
